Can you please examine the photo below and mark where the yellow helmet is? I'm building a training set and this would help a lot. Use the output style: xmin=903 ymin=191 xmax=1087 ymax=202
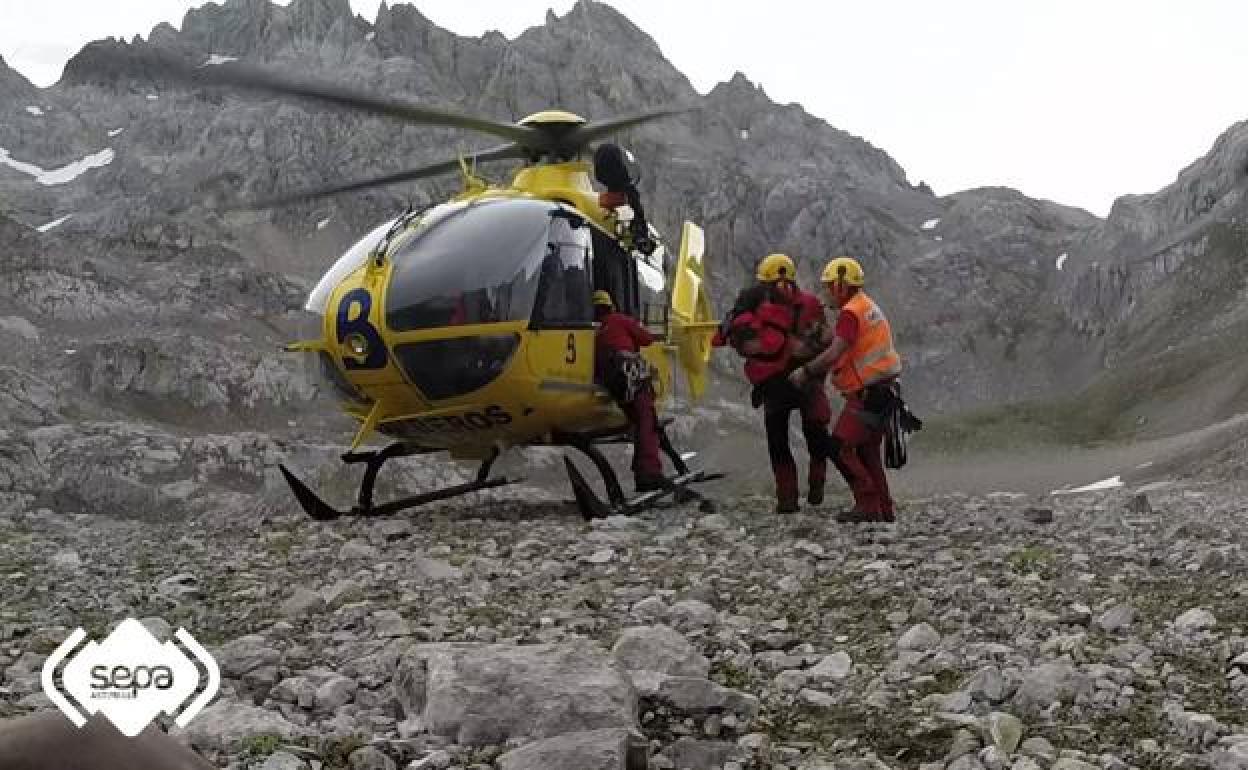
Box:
xmin=821 ymin=256 xmax=865 ymax=287
xmin=756 ymin=253 xmax=796 ymax=283
xmin=592 ymin=290 xmax=614 ymax=307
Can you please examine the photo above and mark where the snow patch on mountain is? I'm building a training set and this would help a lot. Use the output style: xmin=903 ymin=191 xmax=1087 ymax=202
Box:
xmin=36 ymin=214 xmax=73 ymax=232
xmin=1051 ymin=475 xmax=1123 ymax=495
xmin=0 ymin=146 xmax=115 ymax=185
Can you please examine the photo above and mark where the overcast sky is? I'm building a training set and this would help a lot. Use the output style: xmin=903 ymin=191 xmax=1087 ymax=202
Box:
xmin=3 ymin=0 xmax=1246 ymax=217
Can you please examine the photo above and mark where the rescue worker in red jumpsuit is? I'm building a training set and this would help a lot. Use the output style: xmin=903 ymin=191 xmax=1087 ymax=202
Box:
xmin=789 ymin=257 xmax=902 ymax=522
xmin=593 ymin=290 xmax=665 ymax=492
xmin=713 ymin=254 xmax=831 ymax=513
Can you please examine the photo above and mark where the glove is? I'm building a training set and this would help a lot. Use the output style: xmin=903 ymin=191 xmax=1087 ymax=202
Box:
xmin=631 ymin=220 xmax=656 ymax=255
xmin=750 ymin=387 xmax=764 ymax=409
xmin=634 ymin=233 xmax=657 ymax=256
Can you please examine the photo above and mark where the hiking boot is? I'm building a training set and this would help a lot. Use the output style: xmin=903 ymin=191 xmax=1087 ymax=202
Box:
xmin=835 ymin=508 xmax=874 ymax=523
xmin=807 ymin=480 xmax=825 ymax=506
xmin=776 ymin=498 xmax=800 ymax=514
xmin=870 ymin=510 xmax=896 ymax=523
xmin=634 ymin=474 xmax=667 ymax=493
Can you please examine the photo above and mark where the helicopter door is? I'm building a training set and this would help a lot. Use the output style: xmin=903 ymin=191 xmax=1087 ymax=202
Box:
xmin=590 ymin=229 xmax=638 ymax=316
xmin=666 ymin=222 xmax=715 ymax=400
xmin=526 ymin=212 xmax=597 ymax=388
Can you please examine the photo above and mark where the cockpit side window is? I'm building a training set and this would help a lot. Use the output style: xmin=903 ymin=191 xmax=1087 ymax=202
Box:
xmin=590 ymin=229 xmax=639 ymax=316
xmin=530 ymin=215 xmax=594 ymax=328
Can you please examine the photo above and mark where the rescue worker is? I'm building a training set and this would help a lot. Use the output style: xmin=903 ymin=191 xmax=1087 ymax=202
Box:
xmin=789 ymin=257 xmax=902 ymax=522
xmin=714 ymin=254 xmax=831 ymax=513
xmin=593 ymin=290 xmax=665 ymax=492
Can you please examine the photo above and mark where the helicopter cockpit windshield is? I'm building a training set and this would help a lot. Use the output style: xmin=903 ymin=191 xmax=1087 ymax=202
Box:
xmin=304 ymin=201 xmax=470 ymax=316
xmin=305 ymin=217 xmax=397 ymax=316
xmin=386 ymin=198 xmax=593 ymax=331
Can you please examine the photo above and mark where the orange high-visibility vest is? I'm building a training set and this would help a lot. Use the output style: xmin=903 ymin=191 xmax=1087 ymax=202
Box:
xmin=831 ymin=291 xmax=902 ymax=394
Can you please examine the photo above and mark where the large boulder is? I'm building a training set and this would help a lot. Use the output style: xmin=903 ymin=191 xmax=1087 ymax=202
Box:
xmin=1010 ymin=662 xmax=1092 ymax=716
xmin=496 ymin=728 xmax=648 ymax=770
xmin=170 ymin=699 xmax=304 ymax=755
xmin=630 ymin=671 xmax=760 ymax=723
xmin=394 ymin=641 xmax=637 ymax=746
xmin=661 ymin=737 xmax=748 ymax=770
xmin=216 ymin=633 xmax=281 ymax=678
xmin=611 ymin=625 xmax=710 ymax=678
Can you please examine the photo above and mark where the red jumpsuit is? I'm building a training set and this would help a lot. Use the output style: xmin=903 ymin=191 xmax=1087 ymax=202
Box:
xmin=595 ymin=311 xmax=663 ymax=484
xmin=717 ymin=291 xmax=831 ymax=508
xmin=828 ymin=309 xmax=896 ymax=519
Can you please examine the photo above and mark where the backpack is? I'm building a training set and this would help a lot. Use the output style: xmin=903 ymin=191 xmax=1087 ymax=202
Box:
xmin=883 ymin=384 xmax=923 ymax=469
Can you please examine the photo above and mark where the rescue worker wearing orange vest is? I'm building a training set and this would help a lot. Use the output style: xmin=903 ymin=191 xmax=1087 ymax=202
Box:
xmin=713 ymin=254 xmax=831 ymax=513
xmin=593 ymin=290 xmax=666 ymax=492
xmin=790 ymin=257 xmax=902 ymax=522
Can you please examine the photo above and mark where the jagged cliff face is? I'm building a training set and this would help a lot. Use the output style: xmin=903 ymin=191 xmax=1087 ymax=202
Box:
xmin=0 ymin=55 xmax=35 ymax=102
xmin=1062 ymin=121 xmax=1248 ymax=341
xmin=1045 ymin=122 xmax=1248 ymax=434
xmin=0 ymin=0 xmax=1243 ymax=437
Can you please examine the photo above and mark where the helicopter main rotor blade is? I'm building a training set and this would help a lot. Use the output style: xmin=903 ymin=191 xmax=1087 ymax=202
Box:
xmin=113 ymin=51 xmax=547 ymax=147
xmin=238 ymin=143 xmax=527 ymax=209
xmin=566 ymin=103 xmax=702 ymax=147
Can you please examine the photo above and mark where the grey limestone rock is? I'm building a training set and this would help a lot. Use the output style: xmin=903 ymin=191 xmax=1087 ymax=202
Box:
xmin=393 ymin=641 xmax=637 ymax=746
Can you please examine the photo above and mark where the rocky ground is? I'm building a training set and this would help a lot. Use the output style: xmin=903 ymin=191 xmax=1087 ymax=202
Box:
xmin=3 ymin=2 xmax=1248 ymax=768
xmin=3 ymin=466 xmax=1248 ymax=770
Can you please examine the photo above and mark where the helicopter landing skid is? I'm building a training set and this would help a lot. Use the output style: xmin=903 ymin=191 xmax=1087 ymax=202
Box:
xmin=556 ymin=426 xmax=724 ymax=520
xmin=564 ymin=459 xmax=724 ymax=520
xmin=279 ymin=443 xmax=515 ymax=521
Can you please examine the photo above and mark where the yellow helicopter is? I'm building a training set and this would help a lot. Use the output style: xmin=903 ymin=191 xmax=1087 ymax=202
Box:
xmin=136 ymin=56 xmax=721 ymax=520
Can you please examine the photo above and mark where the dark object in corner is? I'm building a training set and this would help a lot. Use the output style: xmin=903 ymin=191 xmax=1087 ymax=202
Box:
xmin=0 ymin=711 xmax=217 ymax=770
xmin=593 ymin=143 xmax=655 ymax=255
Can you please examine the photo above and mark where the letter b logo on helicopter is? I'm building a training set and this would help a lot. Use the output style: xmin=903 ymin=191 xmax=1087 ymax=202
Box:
xmin=337 ymin=288 xmax=387 ymax=369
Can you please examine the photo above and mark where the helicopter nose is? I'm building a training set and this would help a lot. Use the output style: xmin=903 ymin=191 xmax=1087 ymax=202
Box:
xmin=391 ymin=334 xmax=520 ymax=400
xmin=312 ymin=351 xmax=373 ymax=406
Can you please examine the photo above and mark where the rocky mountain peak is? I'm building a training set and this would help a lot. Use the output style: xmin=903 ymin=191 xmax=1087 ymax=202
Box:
xmin=1103 ymin=120 xmax=1248 ymax=244
xmin=169 ymin=0 xmax=364 ymax=62
xmin=712 ymin=72 xmax=767 ymax=97
xmin=707 ymin=73 xmax=772 ymax=118
xmin=540 ymin=0 xmax=666 ymax=59
xmin=943 ymin=187 xmax=1101 ymax=234
xmin=372 ymin=2 xmax=454 ymax=59
xmin=60 ymin=38 xmax=162 ymax=88
xmin=0 ymin=54 xmax=37 ymax=99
